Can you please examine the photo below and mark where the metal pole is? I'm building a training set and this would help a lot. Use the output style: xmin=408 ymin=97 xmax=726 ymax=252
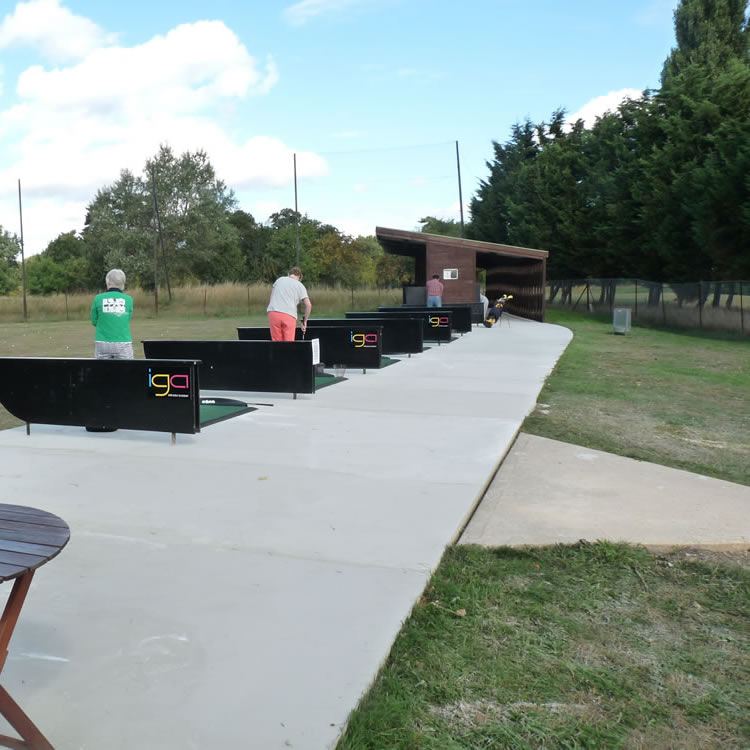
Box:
xmin=455 ymin=141 xmax=465 ymax=238
xmin=634 ymin=279 xmax=638 ymax=319
xmin=152 ymin=219 xmax=159 ymax=316
xmin=740 ymin=281 xmax=745 ymax=336
xmin=17 ymin=180 xmax=28 ymax=322
xmin=661 ymin=283 xmax=666 ymax=325
xmin=698 ymin=281 xmax=703 ymax=329
xmin=294 ymin=153 xmax=300 ymax=266
xmin=150 ymin=168 xmax=172 ymax=300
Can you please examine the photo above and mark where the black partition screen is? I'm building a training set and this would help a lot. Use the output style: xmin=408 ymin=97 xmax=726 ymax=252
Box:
xmin=0 ymin=357 xmax=201 ymax=434
xmin=378 ymin=305 xmax=472 ymax=334
xmin=345 ymin=310 xmax=453 ymax=342
xmin=142 ymin=340 xmax=316 ymax=395
xmin=304 ymin=318 xmax=424 ymax=355
xmin=237 ymin=326 xmax=383 ymax=370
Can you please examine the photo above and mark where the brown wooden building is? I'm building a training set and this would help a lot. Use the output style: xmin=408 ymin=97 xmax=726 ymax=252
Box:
xmin=375 ymin=227 xmax=548 ymax=321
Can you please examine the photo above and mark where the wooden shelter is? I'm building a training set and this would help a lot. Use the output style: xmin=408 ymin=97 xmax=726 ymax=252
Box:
xmin=375 ymin=227 xmax=548 ymax=321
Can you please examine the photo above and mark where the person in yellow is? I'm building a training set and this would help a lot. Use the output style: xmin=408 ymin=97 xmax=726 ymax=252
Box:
xmin=90 ymin=269 xmax=134 ymax=359
xmin=483 ymin=294 xmax=513 ymax=327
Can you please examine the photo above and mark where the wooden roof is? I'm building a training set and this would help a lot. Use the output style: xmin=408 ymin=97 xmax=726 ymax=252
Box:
xmin=375 ymin=226 xmax=548 ymax=262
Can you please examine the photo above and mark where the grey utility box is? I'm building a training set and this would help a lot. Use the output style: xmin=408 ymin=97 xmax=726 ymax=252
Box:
xmin=613 ymin=308 xmax=631 ymax=334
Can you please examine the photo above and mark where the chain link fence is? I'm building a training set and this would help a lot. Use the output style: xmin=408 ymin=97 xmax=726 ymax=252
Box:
xmin=547 ymin=279 xmax=749 ymax=336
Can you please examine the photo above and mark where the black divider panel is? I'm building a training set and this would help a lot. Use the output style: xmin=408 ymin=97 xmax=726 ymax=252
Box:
xmin=378 ymin=305 xmax=472 ymax=334
xmin=237 ymin=326 xmax=383 ymax=369
xmin=302 ymin=318 xmax=423 ymax=355
xmin=142 ymin=340 xmax=316 ymax=394
xmin=346 ymin=310 xmax=453 ymax=342
xmin=0 ymin=357 xmax=200 ymax=434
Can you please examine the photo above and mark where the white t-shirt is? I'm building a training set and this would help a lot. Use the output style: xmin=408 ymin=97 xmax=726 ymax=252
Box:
xmin=266 ymin=276 xmax=309 ymax=318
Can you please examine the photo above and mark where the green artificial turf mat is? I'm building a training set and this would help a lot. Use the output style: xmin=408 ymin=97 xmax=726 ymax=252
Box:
xmin=315 ymin=374 xmax=347 ymax=389
xmin=199 ymin=399 xmax=256 ymax=427
xmin=379 ymin=357 xmax=401 ymax=368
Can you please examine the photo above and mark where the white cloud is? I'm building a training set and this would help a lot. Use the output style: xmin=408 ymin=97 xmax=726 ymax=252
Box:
xmin=12 ymin=21 xmax=277 ymax=119
xmin=0 ymin=15 xmax=328 ymax=255
xmin=254 ymin=200 xmax=281 ymax=222
xmin=566 ymin=88 xmax=643 ymax=128
xmin=283 ymin=0 xmax=367 ymax=26
xmin=331 ymin=216 xmax=376 ymax=238
xmin=0 ymin=0 xmax=117 ymax=62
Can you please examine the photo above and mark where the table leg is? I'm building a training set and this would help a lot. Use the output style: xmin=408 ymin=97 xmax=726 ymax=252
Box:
xmin=0 ymin=573 xmax=55 ymax=750
xmin=0 ymin=685 xmax=54 ymax=749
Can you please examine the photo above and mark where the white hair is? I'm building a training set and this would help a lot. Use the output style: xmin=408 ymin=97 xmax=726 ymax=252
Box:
xmin=105 ymin=268 xmax=126 ymax=290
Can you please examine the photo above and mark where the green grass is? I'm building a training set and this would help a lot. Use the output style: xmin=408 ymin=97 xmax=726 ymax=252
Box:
xmin=523 ymin=310 xmax=750 ymax=486
xmin=338 ymin=543 xmax=750 ymax=749
xmin=0 ymin=283 xmax=402 ymax=323
xmin=337 ymin=310 xmax=750 ymax=749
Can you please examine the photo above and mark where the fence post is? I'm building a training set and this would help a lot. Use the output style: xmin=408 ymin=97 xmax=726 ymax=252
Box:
xmin=661 ymin=284 xmax=666 ymax=325
xmin=65 ymin=293 xmax=69 ymax=321
xmin=247 ymin=286 xmax=250 ymax=315
xmin=203 ymin=287 xmax=207 ymax=316
xmin=741 ymin=281 xmax=745 ymax=336
xmin=634 ymin=279 xmax=638 ymax=319
xmin=698 ymin=281 xmax=703 ymax=329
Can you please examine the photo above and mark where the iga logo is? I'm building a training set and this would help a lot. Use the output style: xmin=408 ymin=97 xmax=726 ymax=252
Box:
xmin=148 ymin=368 xmax=191 ymax=398
xmin=350 ymin=331 xmax=379 ymax=348
xmin=429 ymin=315 xmax=449 ymax=328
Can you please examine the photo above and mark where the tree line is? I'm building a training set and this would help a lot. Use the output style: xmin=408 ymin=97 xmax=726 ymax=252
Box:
xmin=0 ymin=144 xmax=416 ymax=296
xmin=0 ymin=0 xmax=747 ymax=296
xmin=468 ymin=0 xmax=750 ymax=282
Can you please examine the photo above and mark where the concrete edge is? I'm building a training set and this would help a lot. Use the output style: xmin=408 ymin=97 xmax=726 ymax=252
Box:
xmin=461 ymin=541 xmax=750 ymax=553
xmin=450 ymin=426 xmax=523 ymax=546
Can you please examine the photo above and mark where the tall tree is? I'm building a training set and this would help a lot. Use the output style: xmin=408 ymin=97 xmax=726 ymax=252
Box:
xmin=645 ymin=0 xmax=750 ymax=279
xmin=418 ymin=216 xmax=462 ymax=237
xmin=228 ymin=210 xmax=272 ymax=282
xmin=0 ymin=226 xmax=21 ymax=295
xmin=468 ymin=119 xmax=539 ymax=245
xmin=83 ymin=146 xmax=244 ymax=287
xmin=24 ymin=231 xmax=89 ymax=294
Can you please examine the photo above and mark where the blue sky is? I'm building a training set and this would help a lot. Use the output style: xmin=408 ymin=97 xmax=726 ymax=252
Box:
xmin=0 ymin=0 xmax=679 ymax=255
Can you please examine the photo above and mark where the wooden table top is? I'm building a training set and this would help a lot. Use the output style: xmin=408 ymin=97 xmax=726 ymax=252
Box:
xmin=0 ymin=505 xmax=70 ymax=583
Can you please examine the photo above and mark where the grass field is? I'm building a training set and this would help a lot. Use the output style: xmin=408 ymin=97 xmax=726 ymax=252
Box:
xmin=336 ymin=311 xmax=750 ymax=749
xmin=524 ymin=310 xmax=750 ymax=487
xmin=0 ymin=283 xmax=402 ymax=323
xmin=1 ymin=307 xmax=748 ymax=748
xmin=338 ymin=543 xmax=749 ymax=749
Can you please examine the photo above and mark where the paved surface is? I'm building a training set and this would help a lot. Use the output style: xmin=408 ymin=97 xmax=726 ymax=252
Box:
xmin=0 ymin=316 xmax=571 ymax=750
xmin=460 ymin=432 xmax=750 ymax=550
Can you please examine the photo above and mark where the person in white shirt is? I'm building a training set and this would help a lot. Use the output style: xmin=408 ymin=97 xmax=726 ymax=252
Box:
xmin=266 ymin=267 xmax=312 ymax=341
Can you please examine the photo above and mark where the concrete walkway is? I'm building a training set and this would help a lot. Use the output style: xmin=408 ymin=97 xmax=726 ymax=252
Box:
xmin=460 ymin=432 xmax=750 ymax=550
xmin=0 ymin=316 xmax=571 ymax=750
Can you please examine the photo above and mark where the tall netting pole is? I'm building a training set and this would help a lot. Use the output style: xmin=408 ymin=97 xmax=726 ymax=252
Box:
xmin=17 ymin=179 xmax=28 ymax=322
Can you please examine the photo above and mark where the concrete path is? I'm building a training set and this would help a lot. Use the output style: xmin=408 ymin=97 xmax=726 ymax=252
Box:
xmin=460 ymin=432 xmax=750 ymax=550
xmin=0 ymin=316 xmax=571 ymax=750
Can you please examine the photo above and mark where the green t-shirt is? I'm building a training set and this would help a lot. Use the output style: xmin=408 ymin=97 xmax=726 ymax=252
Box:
xmin=91 ymin=290 xmax=133 ymax=342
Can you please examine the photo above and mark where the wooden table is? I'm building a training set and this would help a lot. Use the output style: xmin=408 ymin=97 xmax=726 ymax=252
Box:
xmin=0 ymin=505 xmax=70 ymax=750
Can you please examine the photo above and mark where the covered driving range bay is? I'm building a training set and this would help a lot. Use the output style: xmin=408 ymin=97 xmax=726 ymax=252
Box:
xmin=0 ymin=317 xmax=571 ymax=748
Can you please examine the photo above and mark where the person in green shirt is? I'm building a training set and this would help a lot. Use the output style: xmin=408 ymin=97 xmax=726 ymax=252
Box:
xmin=90 ymin=269 xmax=134 ymax=359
